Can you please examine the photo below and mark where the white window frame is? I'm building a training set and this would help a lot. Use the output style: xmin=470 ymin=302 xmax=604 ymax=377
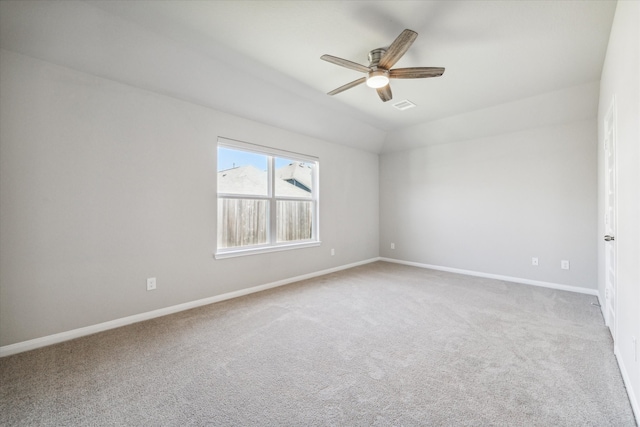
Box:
xmin=215 ymin=137 xmax=320 ymax=259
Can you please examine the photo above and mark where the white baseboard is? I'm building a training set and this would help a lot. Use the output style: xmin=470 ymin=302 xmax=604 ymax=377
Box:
xmin=0 ymin=257 xmax=379 ymax=358
xmin=615 ymin=345 xmax=640 ymax=423
xmin=379 ymin=257 xmax=599 ymax=296
xmin=0 ymin=257 xmax=602 ymax=357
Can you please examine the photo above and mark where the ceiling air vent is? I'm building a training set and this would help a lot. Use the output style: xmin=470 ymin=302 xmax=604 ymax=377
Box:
xmin=392 ymin=100 xmax=416 ymax=111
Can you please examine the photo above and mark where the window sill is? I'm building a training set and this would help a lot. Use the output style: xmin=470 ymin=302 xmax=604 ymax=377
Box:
xmin=214 ymin=241 xmax=321 ymax=259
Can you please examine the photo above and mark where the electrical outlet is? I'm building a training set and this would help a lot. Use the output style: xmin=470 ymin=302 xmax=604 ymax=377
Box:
xmin=331 ymin=248 xmax=335 ymax=256
xmin=561 ymin=260 xmax=570 ymax=270
xmin=391 ymin=243 xmax=395 ymax=250
xmin=532 ymin=257 xmax=539 ymax=266
xmin=147 ymin=277 xmax=156 ymax=291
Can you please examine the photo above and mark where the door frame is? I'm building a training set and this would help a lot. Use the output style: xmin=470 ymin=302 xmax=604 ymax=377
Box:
xmin=603 ymin=96 xmax=617 ymax=342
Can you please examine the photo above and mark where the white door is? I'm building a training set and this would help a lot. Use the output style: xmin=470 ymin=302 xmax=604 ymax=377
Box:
xmin=603 ymin=98 xmax=617 ymax=340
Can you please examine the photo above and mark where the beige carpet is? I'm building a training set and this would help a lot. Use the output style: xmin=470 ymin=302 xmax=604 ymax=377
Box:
xmin=0 ymin=261 xmax=636 ymax=426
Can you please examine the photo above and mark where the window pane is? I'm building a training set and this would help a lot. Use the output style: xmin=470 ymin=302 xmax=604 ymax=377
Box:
xmin=218 ymin=198 xmax=268 ymax=248
xmin=277 ymin=200 xmax=313 ymax=242
xmin=275 ymin=158 xmax=313 ymax=198
xmin=218 ymin=147 xmax=268 ymax=196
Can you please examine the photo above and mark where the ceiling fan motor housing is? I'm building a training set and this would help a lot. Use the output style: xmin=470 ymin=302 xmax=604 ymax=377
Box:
xmin=368 ymin=48 xmax=387 ymax=67
xmin=366 ymin=48 xmax=390 ymax=88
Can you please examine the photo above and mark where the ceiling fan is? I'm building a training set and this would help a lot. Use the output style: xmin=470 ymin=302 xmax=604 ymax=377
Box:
xmin=321 ymin=29 xmax=445 ymax=102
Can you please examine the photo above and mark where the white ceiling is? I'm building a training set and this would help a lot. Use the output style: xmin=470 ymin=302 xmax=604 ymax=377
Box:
xmin=0 ymin=1 xmax=616 ymax=152
xmin=86 ymin=0 xmax=615 ymax=131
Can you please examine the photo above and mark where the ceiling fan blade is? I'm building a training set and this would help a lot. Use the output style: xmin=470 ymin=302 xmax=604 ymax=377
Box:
xmin=389 ymin=67 xmax=445 ymax=79
xmin=378 ymin=29 xmax=418 ymax=70
xmin=327 ymin=77 xmax=367 ymax=95
xmin=321 ymin=55 xmax=371 ymax=73
xmin=376 ymin=85 xmax=392 ymax=102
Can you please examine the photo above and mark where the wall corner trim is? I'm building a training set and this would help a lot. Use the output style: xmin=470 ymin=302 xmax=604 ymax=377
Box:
xmin=379 ymin=257 xmax=599 ymax=296
xmin=615 ymin=346 xmax=640 ymax=422
xmin=0 ymin=257 xmax=380 ymax=358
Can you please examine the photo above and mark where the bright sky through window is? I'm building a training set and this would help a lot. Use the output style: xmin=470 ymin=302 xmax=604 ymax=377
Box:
xmin=218 ymin=147 xmax=300 ymax=172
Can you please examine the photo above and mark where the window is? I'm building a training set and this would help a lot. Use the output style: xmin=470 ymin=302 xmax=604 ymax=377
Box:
xmin=215 ymin=137 xmax=319 ymax=258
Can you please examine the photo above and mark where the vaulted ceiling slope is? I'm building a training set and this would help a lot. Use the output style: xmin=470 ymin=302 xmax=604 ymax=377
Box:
xmin=0 ymin=1 xmax=616 ymax=153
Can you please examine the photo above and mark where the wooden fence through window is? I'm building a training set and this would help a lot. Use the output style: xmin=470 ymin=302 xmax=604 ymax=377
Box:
xmin=218 ymin=199 xmax=312 ymax=248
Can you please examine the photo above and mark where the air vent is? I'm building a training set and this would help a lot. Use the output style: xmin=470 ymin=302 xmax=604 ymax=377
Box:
xmin=392 ymin=100 xmax=416 ymax=111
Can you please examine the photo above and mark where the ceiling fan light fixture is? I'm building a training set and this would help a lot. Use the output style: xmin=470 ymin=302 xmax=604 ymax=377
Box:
xmin=366 ymin=69 xmax=390 ymax=88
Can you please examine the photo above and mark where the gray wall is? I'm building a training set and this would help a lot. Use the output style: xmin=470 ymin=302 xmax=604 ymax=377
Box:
xmin=597 ymin=0 xmax=640 ymax=415
xmin=379 ymin=87 xmax=598 ymax=290
xmin=0 ymin=0 xmax=386 ymax=153
xmin=0 ymin=50 xmax=379 ymax=346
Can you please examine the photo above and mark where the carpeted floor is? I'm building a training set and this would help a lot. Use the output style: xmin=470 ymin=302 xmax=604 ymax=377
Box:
xmin=0 ymin=261 xmax=636 ymax=426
